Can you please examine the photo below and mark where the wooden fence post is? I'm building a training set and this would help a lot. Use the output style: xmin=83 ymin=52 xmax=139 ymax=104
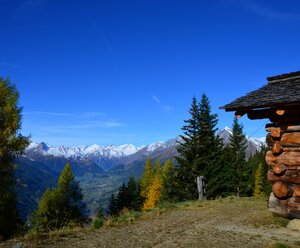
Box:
xmin=197 ymin=176 xmax=205 ymax=200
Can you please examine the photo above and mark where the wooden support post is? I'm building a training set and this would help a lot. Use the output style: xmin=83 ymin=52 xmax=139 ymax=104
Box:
xmin=197 ymin=176 xmax=205 ymax=200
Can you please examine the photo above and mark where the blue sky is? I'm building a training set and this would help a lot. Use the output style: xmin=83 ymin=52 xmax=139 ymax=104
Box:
xmin=1 ymin=0 xmax=300 ymax=146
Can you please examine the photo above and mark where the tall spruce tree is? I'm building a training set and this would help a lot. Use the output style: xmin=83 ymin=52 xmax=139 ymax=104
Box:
xmin=0 ymin=78 xmax=29 ymax=239
xmin=228 ymin=118 xmax=249 ymax=196
xmin=127 ymin=177 xmax=142 ymax=211
xmin=175 ymin=96 xmax=201 ymax=200
xmin=116 ymin=182 xmax=128 ymax=212
xmin=175 ymin=94 xmax=221 ymax=200
xmin=108 ymin=193 xmax=118 ymax=216
xmin=196 ymin=94 xmax=222 ymax=198
xmin=161 ymin=160 xmax=176 ymax=201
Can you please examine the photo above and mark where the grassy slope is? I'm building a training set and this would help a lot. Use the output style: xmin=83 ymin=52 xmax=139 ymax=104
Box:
xmin=2 ymin=197 xmax=300 ymax=248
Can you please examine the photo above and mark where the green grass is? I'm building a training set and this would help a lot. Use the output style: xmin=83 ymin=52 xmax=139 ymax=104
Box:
xmin=272 ymin=242 xmax=291 ymax=248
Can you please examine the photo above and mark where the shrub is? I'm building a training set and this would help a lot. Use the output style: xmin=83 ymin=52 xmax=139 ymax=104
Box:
xmin=93 ymin=218 xmax=104 ymax=229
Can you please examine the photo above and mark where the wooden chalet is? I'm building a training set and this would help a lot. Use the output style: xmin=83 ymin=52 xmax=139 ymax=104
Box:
xmin=221 ymin=71 xmax=300 ymax=219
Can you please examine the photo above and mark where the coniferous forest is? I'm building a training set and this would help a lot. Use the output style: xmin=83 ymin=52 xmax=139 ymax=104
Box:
xmin=0 ymin=78 xmax=270 ymax=240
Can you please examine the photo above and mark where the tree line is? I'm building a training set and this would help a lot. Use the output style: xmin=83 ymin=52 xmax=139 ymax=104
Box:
xmin=107 ymin=94 xmax=271 ymax=215
xmin=0 ymin=78 xmax=270 ymax=240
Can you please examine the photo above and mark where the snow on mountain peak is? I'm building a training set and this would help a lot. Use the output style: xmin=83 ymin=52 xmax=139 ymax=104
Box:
xmin=223 ymin=126 xmax=233 ymax=133
xmin=25 ymin=127 xmax=266 ymax=161
xmin=26 ymin=142 xmax=141 ymax=159
xmin=147 ymin=141 xmax=164 ymax=152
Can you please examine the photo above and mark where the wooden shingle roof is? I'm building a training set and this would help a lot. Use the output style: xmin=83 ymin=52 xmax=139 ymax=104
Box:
xmin=221 ymin=71 xmax=300 ymax=112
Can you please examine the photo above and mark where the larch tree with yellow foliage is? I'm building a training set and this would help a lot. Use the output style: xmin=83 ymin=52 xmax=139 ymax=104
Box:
xmin=140 ymin=158 xmax=154 ymax=199
xmin=253 ymin=162 xmax=264 ymax=197
xmin=142 ymin=160 xmax=175 ymax=209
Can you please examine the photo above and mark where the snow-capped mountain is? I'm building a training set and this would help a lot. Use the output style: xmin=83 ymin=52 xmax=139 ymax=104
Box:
xmin=217 ymin=126 xmax=266 ymax=158
xmin=25 ymin=127 xmax=266 ymax=171
xmin=26 ymin=142 xmax=142 ymax=159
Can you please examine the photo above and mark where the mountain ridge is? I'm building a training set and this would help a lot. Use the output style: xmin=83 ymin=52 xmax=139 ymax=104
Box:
xmin=25 ymin=127 xmax=265 ymax=170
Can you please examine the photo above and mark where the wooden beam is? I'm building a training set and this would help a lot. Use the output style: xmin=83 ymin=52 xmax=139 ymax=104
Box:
xmin=266 ymin=151 xmax=300 ymax=167
xmin=270 ymin=128 xmax=282 ymax=138
xmin=276 ymin=109 xmax=285 ymax=116
xmin=293 ymin=186 xmax=300 ymax=197
xmin=266 ymin=133 xmax=300 ymax=147
xmin=268 ymin=170 xmax=300 ymax=184
xmin=272 ymin=164 xmax=287 ymax=175
xmin=272 ymin=181 xmax=291 ymax=198
xmin=234 ymin=111 xmax=246 ymax=118
xmin=272 ymin=142 xmax=283 ymax=155
xmin=247 ymin=108 xmax=273 ymax=120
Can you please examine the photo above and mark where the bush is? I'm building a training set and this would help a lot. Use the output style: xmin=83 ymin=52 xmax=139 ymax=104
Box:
xmin=93 ymin=218 xmax=104 ymax=229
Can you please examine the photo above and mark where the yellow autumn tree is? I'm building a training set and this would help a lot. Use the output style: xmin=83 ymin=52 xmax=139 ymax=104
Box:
xmin=143 ymin=174 xmax=163 ymax=209
xmin=142 ymin=160 xmax=163 ymax=210
xmin=140 ymin=158 xmax=154 ymax=199
xmin=253 ymin=162 xmax=264 ymax=197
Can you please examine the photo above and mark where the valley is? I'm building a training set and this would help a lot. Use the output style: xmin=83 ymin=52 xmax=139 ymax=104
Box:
xmin=15 ymin=127 xmax=266 ymax=220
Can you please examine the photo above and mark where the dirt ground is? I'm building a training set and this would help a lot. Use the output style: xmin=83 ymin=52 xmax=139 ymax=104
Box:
xmin=2 ymin=197 xmax=300 ymax=248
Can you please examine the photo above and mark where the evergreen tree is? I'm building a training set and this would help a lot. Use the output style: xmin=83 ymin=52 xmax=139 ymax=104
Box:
xmin=0 ymin=78 xmax=29 ymax=239
xmin=127 ymin=177 xmax=142 ymax=211
xmin=95 ymin=204 xmax=104 ymax=219
xmin=205 ymin=146 xmax=233 ymax=198
xmin=175 ymin=96 xmax=201 ymax=200
xmin=32 ymin=163 xmax=88 ymax=231
xmin=116 ymin=183 xmax=128 ymax=212
xmin=108 ymin=193 xmax=118 ymax=216
xmin=197 ymin=94 xmax=222 ymax=198
xmin=175 ymin=94 xmax=221 ymax=200
xmin=228 ymin=118 xmax=250 ymax=196
xmin=161 ymin=160 xmax=176 ymax=201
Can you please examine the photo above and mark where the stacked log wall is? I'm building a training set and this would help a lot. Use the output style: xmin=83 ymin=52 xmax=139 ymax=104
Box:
xmin=266 ymin=124 xmax=300 ymax=219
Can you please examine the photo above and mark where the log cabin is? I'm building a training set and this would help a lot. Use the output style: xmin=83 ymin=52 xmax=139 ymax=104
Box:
xmin=221 ymin=71 xmax=300 ymax=219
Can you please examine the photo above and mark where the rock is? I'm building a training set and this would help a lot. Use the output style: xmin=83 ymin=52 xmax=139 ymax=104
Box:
xmin=287 ymin=219 xmax=300 ymax=231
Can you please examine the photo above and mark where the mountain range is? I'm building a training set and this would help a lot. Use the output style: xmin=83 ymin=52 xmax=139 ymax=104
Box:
xmin=15 ymin=127 xmax=266 ymax=220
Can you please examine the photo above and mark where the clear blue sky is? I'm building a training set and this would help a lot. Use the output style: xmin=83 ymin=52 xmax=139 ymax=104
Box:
xmin=1 ymin=0 xmax=300 ymax=146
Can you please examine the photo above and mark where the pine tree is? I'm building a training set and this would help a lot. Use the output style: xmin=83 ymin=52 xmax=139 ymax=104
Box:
xmin=175 ymin=94 xmax=221 ymax=200
xmin=196 ymin=94 xmax=222 ymax=198
xmin=95 ymin=204 xmax=104 ymax=219
xmin=108 ymin=193 xmax=118 ymax=216
xmin=205 ymin=146 xmax=233 ymax=198
xmin=127 ymin=177 xmax=142 ymax=211
xmin=253 ymin=162 xmax=264 ymax=197
xmin=228 ymin=118 xmax=249 ymax=196
xmin=32 ymin=163 xmax=88 ymax=231
xmin=116 ymin=183 xmax=128 ymax=212
xmin=0 ymin=78 xmax=29 ymax=239
xmin=161 ymin=159 xmax=176 ymax=201
xmin=175 ymin=96 xmax=201 ymax=200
